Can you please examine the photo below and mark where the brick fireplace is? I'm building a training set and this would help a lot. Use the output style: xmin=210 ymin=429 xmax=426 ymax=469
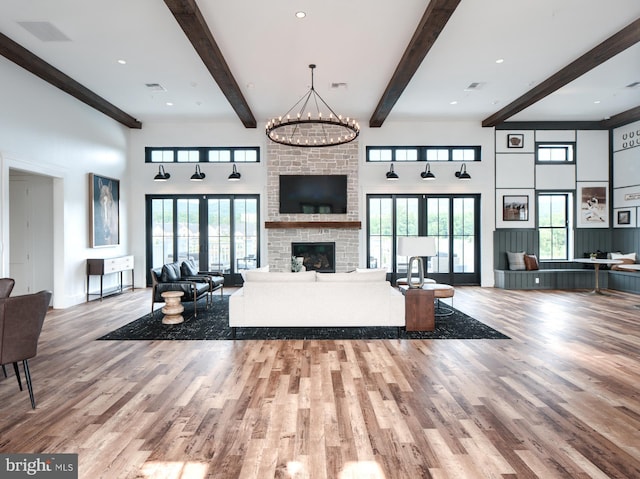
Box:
xmin=266 ymin=130 xmax=359 ymax=272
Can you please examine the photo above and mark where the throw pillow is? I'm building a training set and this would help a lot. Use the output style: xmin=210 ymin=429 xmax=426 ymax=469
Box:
xmin=161 ymin=263 xmax=181 ymax=282
xmin=610 ymin=252 xmax=636 ymax=262
xmin=506 ymin=251 xmax=526 ymax=271
xmin=241 ymin=265 xmax=269 ymax=282
xmin=243 ymin=270 xmax=316 ymax=282
xmin=611 ymin=258 xmax=636 ymax=271
xmin=524 ymin=254 xmax=539 ymax=271
xmin=181 ymin=260 xmax=199 ymax=277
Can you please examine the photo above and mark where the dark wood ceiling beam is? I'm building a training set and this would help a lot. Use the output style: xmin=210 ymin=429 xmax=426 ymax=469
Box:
xmin=483 ymin=18 xmax=640 ymax=128
xmin=600 ymin=105 xmax=640 ymax=129
xmin=369 ymin=0 xmax=462 ymax=128
xmin=164 ymin=0 xmax=256 ymax=128
xmin=0 ymin=32 xmax=141 ymax=129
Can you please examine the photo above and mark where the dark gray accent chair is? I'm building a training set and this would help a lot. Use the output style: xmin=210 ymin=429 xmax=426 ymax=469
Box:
xmin=0 ymin=290 xmax=52 ymax=409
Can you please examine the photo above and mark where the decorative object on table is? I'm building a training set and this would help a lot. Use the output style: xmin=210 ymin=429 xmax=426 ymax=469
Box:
xmin=507 ymin=133 xmax=524 ymax=148
xmin=503 ymin=195 xmax=529 ymax=221
xmin=265 ymin=64 xmax=359 ymax=147
xmin=397 ymin=236 xmax=436 ymax=288
xmin=97 ymin=296 xmax=510 ymax=341
xmin=89 ymin=173 xmax=120 ymax=247
xmin=577 ymin=182 xmax=609 ymax=228
xmin=291 ymin=256 xmax=305 ymax=272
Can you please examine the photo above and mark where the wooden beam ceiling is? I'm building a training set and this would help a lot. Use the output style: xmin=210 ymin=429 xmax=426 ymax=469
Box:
xmin=164 ymin=0 xmax=257 ymax=129
xmin=601 ymin=105 xmax=640 ymax=129
xmin=0 ymin=32 xmax=142 ymax=129
xmin=369 ymin=0 xmax=462 ymax=128
xmin=482 ymin=17 xmax=640 ymax=128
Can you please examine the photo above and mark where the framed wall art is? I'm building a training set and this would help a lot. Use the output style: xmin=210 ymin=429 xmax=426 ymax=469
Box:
xmin=89 ymin=173 xmax=120 ymax=247
xmin=507 ymin=133 xmax=524 ymax=148
xmin=577 ymin=181 xmax=608 ymax=228
xmin=614 ymin=208 xmax=636 ymax=228
xmin=503 ymin=195 xmax=529 ymax=221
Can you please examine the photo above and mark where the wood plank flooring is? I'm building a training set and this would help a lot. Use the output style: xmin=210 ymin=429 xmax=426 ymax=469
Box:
xmin=1 ymin=286 xmax=639 ymax=478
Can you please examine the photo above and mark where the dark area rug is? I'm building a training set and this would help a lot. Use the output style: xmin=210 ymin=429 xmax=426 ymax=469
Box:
xmin=97 ymin=296 xmax=509 ymax=341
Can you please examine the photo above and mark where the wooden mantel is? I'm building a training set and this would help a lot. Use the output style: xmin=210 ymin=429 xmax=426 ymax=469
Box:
xmin=265 ymin=221 xmax=361 ymax=229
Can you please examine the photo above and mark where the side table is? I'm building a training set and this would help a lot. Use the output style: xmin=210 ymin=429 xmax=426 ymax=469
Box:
xmin=161 ymin=291 xmax=184 ymax=324
xmin=399 ymin=285 xmax=435 ymax=331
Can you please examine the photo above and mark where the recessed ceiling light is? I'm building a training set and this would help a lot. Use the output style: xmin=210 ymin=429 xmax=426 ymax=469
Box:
xmin=165 ymin=102 xmax=174 ymax=107
xmin=594 ymin=100 xmax=601 ymax=104
xmin=495 ymin=58 xmax=504 ymax=64
xmin=117 ymin=59 xmax=127 ymax=65
xmin=295 ymin=11 xmax=306 ymax=19
xmin=450 ymin=100 xmax=458 ymax=105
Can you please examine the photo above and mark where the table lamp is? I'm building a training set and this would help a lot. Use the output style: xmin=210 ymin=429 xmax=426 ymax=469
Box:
xmin=397 ymin=236 xmax=437 ymax=288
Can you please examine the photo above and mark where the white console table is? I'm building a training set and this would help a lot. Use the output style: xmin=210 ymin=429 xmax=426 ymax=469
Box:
xmin=87 ymin=255 xmax=134 ymax=301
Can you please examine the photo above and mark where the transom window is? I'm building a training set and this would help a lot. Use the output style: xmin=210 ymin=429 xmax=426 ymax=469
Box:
xmin=536 ymin=143 xmax=575 ymax=163
xmin=146 ymin=147 xmax=260 ymax=163
xmin=367 ymin=146 xmax=480 ymax=162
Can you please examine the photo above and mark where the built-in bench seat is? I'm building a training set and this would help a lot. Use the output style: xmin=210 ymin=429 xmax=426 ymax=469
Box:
xmin=494 ymin=261 xmax=606 ymax=290
xmin=493 ymin=229 xmax=640 ymax=293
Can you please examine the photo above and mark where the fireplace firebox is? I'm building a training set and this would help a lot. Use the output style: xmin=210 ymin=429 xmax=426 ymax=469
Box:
xmin=292 ymin=242 xmax=336 ymax=272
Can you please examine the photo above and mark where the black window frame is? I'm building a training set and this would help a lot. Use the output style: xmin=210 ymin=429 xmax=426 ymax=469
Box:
xmin=145 ymin=146 xmax=261 ymax=163
xmin=535 ymin=142 xmax=576 ymax=164
xmin=366 ymin=145 xmax=481 ymax=162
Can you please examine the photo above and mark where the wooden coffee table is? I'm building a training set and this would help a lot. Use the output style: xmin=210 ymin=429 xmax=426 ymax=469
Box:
xmin=161 ymin=291 xmax=184 ymax=324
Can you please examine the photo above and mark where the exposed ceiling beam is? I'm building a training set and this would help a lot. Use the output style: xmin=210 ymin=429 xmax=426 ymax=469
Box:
xmin=600 ymin=105 xmax=640 ymax=129
xmin=164 ymin=0 xmax=256 ymax=128
xmin=0 ymin=32 xmax=142 ymax=129
xmin=483 ymin=17 xmax=640 ymax=128
xmin=369 ymin=0 xmax=462 ymax=128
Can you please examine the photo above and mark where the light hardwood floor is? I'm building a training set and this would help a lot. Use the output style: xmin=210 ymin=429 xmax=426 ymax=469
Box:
xmin=1 ymin=286 xmax=639 ymax=479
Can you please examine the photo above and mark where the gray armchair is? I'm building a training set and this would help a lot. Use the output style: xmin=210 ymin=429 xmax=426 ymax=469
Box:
xmin=0 ymin=290 xmax=52 ymax=409
xmin=0 ymin=278 xmax=15 ymax=379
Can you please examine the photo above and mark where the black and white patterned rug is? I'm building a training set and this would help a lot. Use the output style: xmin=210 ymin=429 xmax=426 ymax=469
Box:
xmin=97 ymin=295 xmax=509 ymax=341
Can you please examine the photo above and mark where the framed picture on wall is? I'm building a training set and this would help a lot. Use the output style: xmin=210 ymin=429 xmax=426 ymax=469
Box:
xmin=503 ymin=195 xmax=529 ymax=221
xmin=614 ymin=208 xmax=636 ymax=228
xmin=618 ymin=210 xmax=631 ymax=225
xmin=89 ymin=173 xmax=120 ymax=247
xmin=577 ymin=182 xmax=609 ymax=228
xmin=507 ymin=133 xmax=524 ymax=148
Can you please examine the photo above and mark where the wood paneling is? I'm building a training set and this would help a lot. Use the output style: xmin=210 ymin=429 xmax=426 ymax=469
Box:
xmin=1 ymin=287 xmax=640 ymax=478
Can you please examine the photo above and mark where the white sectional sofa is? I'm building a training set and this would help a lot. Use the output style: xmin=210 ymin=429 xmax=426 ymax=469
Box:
xmin=229 ymin=269 xmax=405 ymax=329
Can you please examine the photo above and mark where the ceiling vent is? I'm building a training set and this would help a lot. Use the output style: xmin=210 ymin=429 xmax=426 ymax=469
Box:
xmin=330 ymin=82 xmax=348 ymax=90
xmin=625 ymin=81 xmax=640 ymax=89
xmin=464 ymin=82 xmax=484 ymax=91
xmin=145 ymin=83 xmax=167 ymax=92
xmin=18 ymin=21 xmax=70 ymax=42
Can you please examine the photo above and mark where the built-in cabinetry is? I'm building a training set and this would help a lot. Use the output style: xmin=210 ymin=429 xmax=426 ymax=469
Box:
xmin=87 ymin=255 xmax=134 ymax=301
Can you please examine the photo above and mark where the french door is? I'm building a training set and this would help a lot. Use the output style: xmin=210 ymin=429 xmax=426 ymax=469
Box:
xmin=367 ymin=194 xmax=480 ymax=285
xmin=146 ymin=194 xmax=259 ymax=285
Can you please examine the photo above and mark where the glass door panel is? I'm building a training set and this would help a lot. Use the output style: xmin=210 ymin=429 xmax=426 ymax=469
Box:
xmin=151 ymin=199 xmax=174 ymax=268
xmin=207 ymin=199 xmax=231 ymax=273
xmin=368 ymin=198 xmax=393 ymax=271
xmin=426 ymin=197 xmax=450 ymax=274
xmin=233 ymin=198 xmax=258 ymax=272
xmin=176 ymin=199 xmax=200 ymax=264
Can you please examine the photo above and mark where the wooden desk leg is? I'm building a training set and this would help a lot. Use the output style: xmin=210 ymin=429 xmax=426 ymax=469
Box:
xmin=405 ymin=288 xmax=435 ymax=331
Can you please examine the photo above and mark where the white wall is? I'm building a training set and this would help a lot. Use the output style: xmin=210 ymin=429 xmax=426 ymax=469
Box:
xmin=0 ymin=57 xmax=129 ymax=308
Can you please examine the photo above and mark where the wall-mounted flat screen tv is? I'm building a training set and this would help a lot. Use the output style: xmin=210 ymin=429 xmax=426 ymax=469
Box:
xmin=279 ymin=175 xmax=348 ymax=214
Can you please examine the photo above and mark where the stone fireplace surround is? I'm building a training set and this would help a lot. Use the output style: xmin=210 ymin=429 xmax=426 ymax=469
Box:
xmin=266 ymin=131 xmax=359 ymax=272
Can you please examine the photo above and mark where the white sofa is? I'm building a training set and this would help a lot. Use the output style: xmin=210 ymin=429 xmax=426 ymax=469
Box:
xmin=229 ymin=269 xmax=405 ymax=328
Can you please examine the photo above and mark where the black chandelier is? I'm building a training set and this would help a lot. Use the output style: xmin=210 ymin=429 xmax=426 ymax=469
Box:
xmin=266 ymin=64 xmax=359 ymax=147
